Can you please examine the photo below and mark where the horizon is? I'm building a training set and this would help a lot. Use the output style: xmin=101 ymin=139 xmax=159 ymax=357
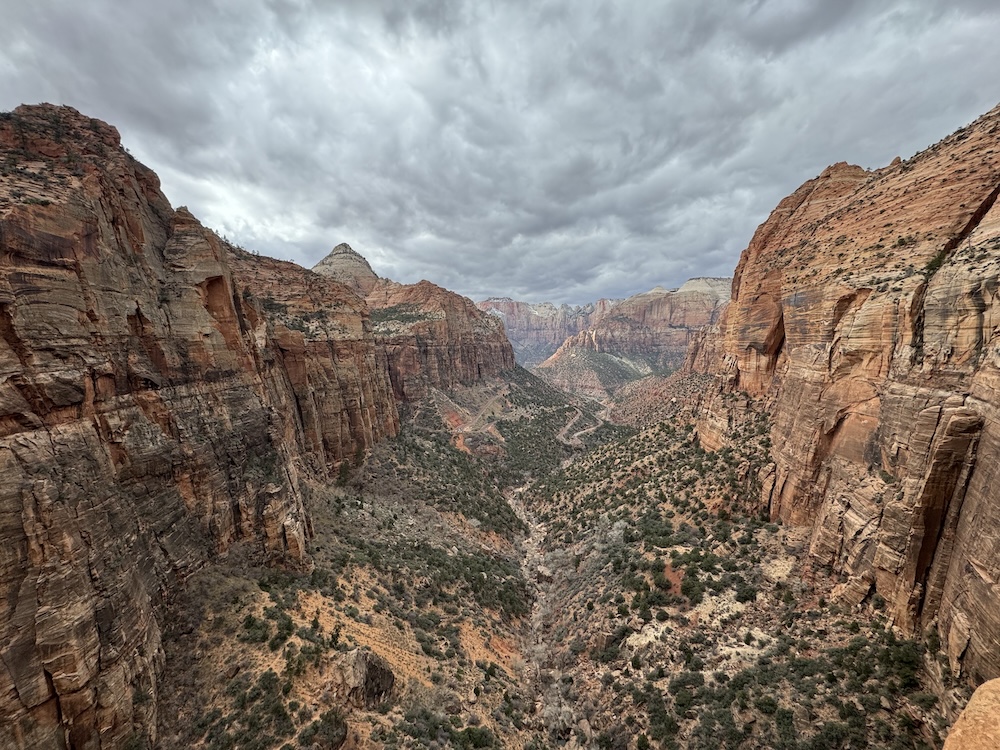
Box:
xmin=4 ymin=2 xmax=1000 ymax=304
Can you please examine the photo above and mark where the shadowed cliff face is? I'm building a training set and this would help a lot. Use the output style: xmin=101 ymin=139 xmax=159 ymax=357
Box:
xmin=690 ymin=103 xmax=1000 ymax=684
xmin=0 ymin=105 xmax=398 ymax=749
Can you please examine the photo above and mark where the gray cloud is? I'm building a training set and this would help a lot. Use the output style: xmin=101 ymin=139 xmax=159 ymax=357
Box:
xmin=3 ymin=0 xmax=1000 ymax=303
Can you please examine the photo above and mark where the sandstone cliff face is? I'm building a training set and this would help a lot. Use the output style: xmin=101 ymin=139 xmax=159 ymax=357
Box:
xmin=227 ymin=250 xmax=399 ymax=469
xmin=691 ymin=103 xmax=1000 ymax=683
xmin=313 ymin=249 xmax=516 ymax=402
xmin=476 ymin=297 xmax=617 ymax=366
xmin=0 ymin=105 xmax=397 ymax=749
xmin=943 ymin=678 xmax=1000 ymax=750
xmin=364 ymin=279 xmax=516 ymax=401
xmin=534 ymin=279 xmax=730 ymax=398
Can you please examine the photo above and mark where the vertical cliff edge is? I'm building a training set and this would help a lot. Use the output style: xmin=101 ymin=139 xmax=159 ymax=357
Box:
xmin=689 ymin=102 xmax=1000 ymax=686
xmin=0 ymin=104 xmax=400 ymax=749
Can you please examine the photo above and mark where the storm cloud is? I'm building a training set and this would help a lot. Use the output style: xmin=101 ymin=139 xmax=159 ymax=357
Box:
xmin=3 ymin=1 xmax=1000 ymax=303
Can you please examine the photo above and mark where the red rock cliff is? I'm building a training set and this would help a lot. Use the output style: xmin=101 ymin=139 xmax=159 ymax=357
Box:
xmin=365 ymin=279 xmax=516 ymax=401
xmin=313 ymin=250 xmax=517 ymax=402
xmin=0 ymin=104 xmax=398 ymax=749
xmin=476 ymin=296 xmax=617 ymax=366
xmin=691 ymin=103 xmax=1000 ymax=684
xmin=547 ymin=279 xmax=730 ymax=366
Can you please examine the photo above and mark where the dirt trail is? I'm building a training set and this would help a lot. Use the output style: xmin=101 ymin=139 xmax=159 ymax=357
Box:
xmin=459 ymin=392 xmax=504 ymax=433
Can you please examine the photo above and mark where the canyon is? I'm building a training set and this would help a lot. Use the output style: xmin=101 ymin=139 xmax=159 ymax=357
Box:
xmin=1 ymin=99 xmax=1000 ymax=749
xmin=689 ymin=102 xmax=1000 ymax=687
xmin=0 ymin=104 xmax=511 ymax=749
xmin=532 ymin=279 xmax=730 ymax=398
xmin=479 ymin=279 xmax=729 ymax=373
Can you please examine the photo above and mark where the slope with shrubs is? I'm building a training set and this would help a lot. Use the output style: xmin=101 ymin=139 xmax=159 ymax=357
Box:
xmin=518 ymin=389 xmax=956 ymax=749
xmin=156 ymin=370 xmax=595 ymax=750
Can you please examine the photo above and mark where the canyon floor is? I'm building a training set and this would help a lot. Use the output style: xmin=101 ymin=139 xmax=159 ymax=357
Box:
xmin=153 ymin=369 xmax=961 ymax=750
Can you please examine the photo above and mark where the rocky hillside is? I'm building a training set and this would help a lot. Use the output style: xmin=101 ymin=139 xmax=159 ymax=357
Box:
xmin=688 ymin=103 xmax=1000 ymax=686
xmin=0 ymin=103 xmax=407 ymax=750
xmin=314 ymin=250 xmax=516 ymax=402
xmin=477 ymin=297 xmax=618 ymax=366
xmin=534 ymin=279 xmax=730 ymax=399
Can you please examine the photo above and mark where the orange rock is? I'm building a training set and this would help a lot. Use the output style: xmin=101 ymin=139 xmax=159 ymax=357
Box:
xmin=315 ymin=250 xmax=517 ymax=401
xmin=535 ymin=279 xmax=730 ymax=397
xmin=0 ymin=105 xmax=400 ymax=749
xmin=944 ymin=679 xmax=1000 ymax=750
xmin=689 ymin=101 xmax=1000 ymax=681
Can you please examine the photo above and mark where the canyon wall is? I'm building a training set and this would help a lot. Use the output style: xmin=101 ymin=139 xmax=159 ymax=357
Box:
xmin=553 ymin=278 xmax=731 ymax=367
xmin=534 ymin=279 xmax=729 ymax=398
xmin=691 ymin=103 xmax=1000 ymax=684
xmin=314 ymin=252 xmax=516 ymax=402
xmin=365 ymin=280 xmax=516 ymax=402
xmin=0 ymin=105 xmax=399 ymax=749
xmin=476 ymin=296 xmax=617 ymax=366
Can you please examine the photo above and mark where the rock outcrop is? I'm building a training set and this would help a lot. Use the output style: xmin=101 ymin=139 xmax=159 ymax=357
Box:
xmin=943 ymin=679 xmax=1000 ymax=750
xmin=311 ymin=243 xmax=379 ymax=297
xmin=364 ymin=279 xmax=516 ymax=401
xmin=0 ymin=105 xmax=398 ymax=749
xmin=314 ymin=251 xmax=516 ymax=402
xmin=476 ymin=297 xmax=617 ymax=366
xmin=534 ymin=279 xmax=730 ymax=398
xmin=690 ymin=102 xmax=1000 ymax=683
xmin=322 ymin=649 xmax=394 ymax=711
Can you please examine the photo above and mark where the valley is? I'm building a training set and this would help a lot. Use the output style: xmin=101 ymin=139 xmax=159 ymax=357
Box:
xmin=151 ymin=370 xmax=959 ymax=750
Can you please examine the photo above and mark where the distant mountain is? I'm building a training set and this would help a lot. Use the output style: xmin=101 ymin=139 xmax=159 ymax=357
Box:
xmin=476 ymin=296 xmax=619 ymax=366
xmin=502 ymin=278 xmax=731 ymax=399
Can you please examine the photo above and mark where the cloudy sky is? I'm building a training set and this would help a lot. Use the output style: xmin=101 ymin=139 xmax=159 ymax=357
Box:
xmin=3 ymin=1 xmax=1000 ymax=304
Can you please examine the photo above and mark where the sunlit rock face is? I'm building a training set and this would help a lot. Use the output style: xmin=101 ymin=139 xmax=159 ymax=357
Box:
xmin=943 ymin=678 xmax=1000 ymax=750
xmin=690 ymin=103 xmax=1000 ymax=683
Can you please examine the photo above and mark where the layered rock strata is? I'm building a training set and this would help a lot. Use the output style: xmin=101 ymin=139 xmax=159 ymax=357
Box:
xmin=311 ymin=242 xmax=379 ymax=297
xmin=0 ymin=105 xmax=398 ymax=749
xmin=553 ymin=278 xmax=730 ymax=366
xmin=690 ymin=103 xmax=1000 ymax=683
xmin=476 ymin=297 xmax=617 ymax=366
xmin=534 ymin=279 xmax=730 ymax=398
xmin=314 ymin=255 xmax=516 ymax=402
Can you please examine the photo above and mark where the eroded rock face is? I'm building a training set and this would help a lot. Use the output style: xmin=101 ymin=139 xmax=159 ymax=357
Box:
xmin=558 ymin=279 xmax=730 ymax=363
xmin=690 ymin=102 xmax=1000 ymax=682
xmin=322 ymin=649 xmax=394 ymax=711
xmin=533 ymin=279 xmax=730 ymax=398
xmin=364 ymin=279 xmax=516 ymax=401
xmin=313 ymin=253 xmax=517 ymax=402
xmin=312 ymin=243 xmax=379 ymax=297
xmin=0 ymin=105 xmax=398 ymax=749
xmin=476 ymin=297 xmax=618 ymax=366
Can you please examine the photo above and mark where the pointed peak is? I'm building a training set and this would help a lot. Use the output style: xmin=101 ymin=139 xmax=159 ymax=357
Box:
xmin=313 ymin=243 xmax=379 ymax=296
